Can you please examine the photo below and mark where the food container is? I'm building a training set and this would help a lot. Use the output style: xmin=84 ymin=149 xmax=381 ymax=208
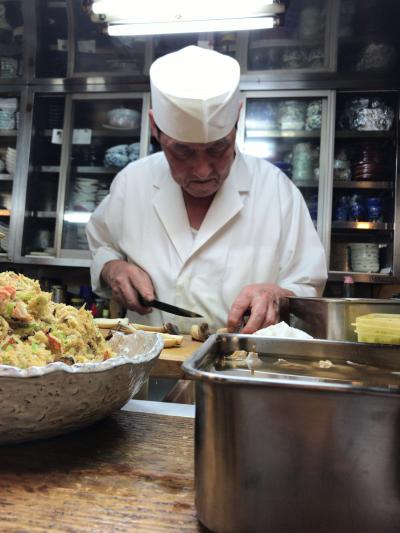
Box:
xmin=286 ymin=297 xmax=400 ymax=341
xmin=0 ymin=331 xmax=163 ymax=445
xmin=354 ymin=313 xmax=400 ymax=344
xmin=183 ymin=334 xmax=400 ymax=533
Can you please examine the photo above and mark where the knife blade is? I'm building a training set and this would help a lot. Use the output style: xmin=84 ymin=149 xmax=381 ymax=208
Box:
xmin=138 ymin=295 xmax=203 ymax=318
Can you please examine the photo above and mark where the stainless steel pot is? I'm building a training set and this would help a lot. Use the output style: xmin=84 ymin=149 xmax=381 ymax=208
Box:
xmin=285 ymin=297 xmax=400 ymax=341
xmin=183 ymin=334 xmax=400 ymax=533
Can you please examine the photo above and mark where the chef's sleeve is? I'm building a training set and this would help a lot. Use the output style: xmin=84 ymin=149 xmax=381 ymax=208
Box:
xmin=86 ymin=171 xmax=127 ymax=298
xmin=277 ymin=176 xmax=327 ymax=296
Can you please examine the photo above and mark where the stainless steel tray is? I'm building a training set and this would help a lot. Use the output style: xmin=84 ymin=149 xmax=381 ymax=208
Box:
xmin=184 ymin=334 xmax=400 ymax=393
xmin=184 ymin=334 xmax=400 ymax=533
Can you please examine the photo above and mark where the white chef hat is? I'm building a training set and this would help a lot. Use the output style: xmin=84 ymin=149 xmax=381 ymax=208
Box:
xmin=150 ymin=45 xmax=240 ymax=143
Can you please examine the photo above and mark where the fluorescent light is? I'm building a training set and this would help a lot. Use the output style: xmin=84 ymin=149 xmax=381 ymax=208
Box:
xmin=92 ymin=0 xmax=282 ymax=22
xmin=108 ymin=17 xmax=275 ymax=37
xmin=64 ymin=211 xmax=91 ymax=224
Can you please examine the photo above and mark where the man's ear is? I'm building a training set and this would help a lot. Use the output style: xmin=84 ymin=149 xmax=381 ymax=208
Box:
xmin=148 ymin=110 xmax=160 ymax=140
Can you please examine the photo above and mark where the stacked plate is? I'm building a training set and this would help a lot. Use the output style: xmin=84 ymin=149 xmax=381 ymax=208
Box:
xmin=70 ymin=177 xmax=97 ymax=211
xmin=352 ymin=145 xmax=387 ymax=181
xmin=0 ymin=221 xmax=9 ymax=252
xmin=95 ymin=182 xmax=109 ymax=206
xmin=5 ymin=147 xmax=16 ymax=174
xmin=349 ymin=243 xmax=379 ymax=273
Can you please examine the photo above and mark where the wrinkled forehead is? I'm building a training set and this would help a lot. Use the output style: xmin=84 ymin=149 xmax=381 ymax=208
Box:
xmin=161 ymin=128 xmax=236 ymax=151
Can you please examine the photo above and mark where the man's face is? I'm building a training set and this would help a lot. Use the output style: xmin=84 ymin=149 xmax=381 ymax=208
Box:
xmin=153 ymin=125 xmax=237 ymax=198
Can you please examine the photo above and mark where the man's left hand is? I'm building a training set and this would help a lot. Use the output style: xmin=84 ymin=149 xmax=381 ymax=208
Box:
xmin=227 ymin=283 xmax=294 ymax=334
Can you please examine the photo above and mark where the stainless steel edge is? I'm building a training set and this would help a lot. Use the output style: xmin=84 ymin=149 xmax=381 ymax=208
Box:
xmin=317 ymin=90 xmax=335 ymax=258
xmin=53 ymin=94 xmax=72 ymax=256
xmin=9 ymin=86 xmax=32 ymax=261
xmin=324 ymin=0 xmax=339 ymax=72
xmin=182 ymin=333 xmax=400 ymax=393
xmin=393 ymin=92 xmax=400 ymax=276
xmin=140 ymin=93 xmax=151 ymax=158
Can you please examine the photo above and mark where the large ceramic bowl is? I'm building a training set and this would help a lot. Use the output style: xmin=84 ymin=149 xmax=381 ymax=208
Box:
xmin=0 ymin=331 xmax=163 ymax=445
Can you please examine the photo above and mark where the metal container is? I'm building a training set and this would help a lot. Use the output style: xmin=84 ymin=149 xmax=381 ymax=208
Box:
xmin=183 ymin=334 xmax=400 ymax=533
xmin=286 ymin=297 xmax=400 ymax=341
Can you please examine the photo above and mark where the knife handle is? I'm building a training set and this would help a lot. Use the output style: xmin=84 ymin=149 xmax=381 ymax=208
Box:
xmin=138 ymin=294 xmax=153 ymax=308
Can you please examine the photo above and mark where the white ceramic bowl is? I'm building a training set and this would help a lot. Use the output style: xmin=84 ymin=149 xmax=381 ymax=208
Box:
xmin=0 ymin=331 xmax=163 ymax=445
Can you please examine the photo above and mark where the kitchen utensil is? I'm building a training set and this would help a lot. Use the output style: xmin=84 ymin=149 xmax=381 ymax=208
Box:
xmin=183 ymin=333 xmax=400 ymax=533
xmin=0 ymin=331 xmax=163 ymax=445
xmin=139 ymin=295 xmax=203 ymax=318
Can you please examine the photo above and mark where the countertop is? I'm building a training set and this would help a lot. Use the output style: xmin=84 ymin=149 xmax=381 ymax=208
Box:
xmin=152 ymin=335 xmax=202 ymax=379
xmin=0 ymin=401 xmax=204 ymax=532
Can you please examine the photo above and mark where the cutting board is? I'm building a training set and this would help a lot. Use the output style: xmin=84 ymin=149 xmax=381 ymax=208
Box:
xmin=153 ymin=335 xmax=203 ymax=379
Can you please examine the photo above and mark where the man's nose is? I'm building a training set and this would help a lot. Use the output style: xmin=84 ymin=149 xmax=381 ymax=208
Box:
xmin=192 ymin=155 xmax=212 ymax=178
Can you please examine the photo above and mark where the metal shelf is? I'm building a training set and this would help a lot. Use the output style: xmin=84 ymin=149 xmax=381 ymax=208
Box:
xmin=249 ymin=38 xmax=323 ymax=49
xmin=0 ymin=174 xmax=13 ymax=181
xmin=331 ymin=221 xmax=393 ymax=231
xmin=26 ymin=211 xmax=57 ymax=218
xmin=328 ymin=271 xmax=398 ymax=283
xmin=293 ymin=181 xmax=319 ymax=188
xmin=0 ymin=130 xmax=17 ymax=137
xmin=43 ymin=129 xmax=140 ymax=138
xmin=333 ymin=180 xmax=393 ymax=189
xmin=335 ymin=130 xmax=394 ymax=139
xmin=246 ymin=130 xmax=320 ymax=139
xmin=40 ymin=165 xmax=116 ymax=175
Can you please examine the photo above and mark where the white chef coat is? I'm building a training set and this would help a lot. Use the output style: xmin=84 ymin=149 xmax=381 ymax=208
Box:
xmin=86 ymin=148 xmax=327 ymax=332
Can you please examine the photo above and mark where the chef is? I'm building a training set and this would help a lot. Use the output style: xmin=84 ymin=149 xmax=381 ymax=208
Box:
xmin=86 ymin=45 xmax=327 ymax=334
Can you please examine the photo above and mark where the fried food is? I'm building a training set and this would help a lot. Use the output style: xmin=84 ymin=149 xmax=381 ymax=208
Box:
xmin=0 ymin=271 xmax=112 ymax=368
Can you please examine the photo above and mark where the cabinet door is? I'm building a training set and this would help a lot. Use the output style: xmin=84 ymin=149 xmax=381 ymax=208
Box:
xmin=238 ymin=91 xmax=334 ymax=253
xmin=0 ymin=91 xmax=20 ymax=261
xmin=0 ymin=0 xmax=24 ymax=81
xmin=337 ymin=0 xmax=400 ymax=78
xmin=35 ymin=0 xmax=68 ymax=78
xmin=244 ymin=0 xmax=334 ymax=73
xmin=19 ymin=94 xmax=66 ymax=260
xmin=70 ymin=1 xmax=149 ymax=78
xmin=57 ymin=93 xmax=148 ymax=262
xmin=330 ymin=91 xmax=398 ymax=280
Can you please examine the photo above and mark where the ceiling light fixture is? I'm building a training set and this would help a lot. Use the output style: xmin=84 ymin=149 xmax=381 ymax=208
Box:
xmin=91 ymin=0 xmax=284 ymax=36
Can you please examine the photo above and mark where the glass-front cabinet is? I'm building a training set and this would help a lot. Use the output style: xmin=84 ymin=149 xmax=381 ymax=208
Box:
xmin=242 ymin=0 xmax=334 ymax=74
xmin=330 ymin=91 xmax=399 ymax=280
xmin=337 ymin=0 xmax=400 ymax=78
xmin=14 ymin=91 xmax=149 ymax=265
xmin=238 ymin=91 xmax=335 ymax=252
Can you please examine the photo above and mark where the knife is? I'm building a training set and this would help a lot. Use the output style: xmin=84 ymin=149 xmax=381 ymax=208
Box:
xmin=138 ymin=295 xmax=203 ymax=318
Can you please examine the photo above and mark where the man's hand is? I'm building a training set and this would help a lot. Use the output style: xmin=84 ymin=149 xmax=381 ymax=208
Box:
xmin=227 ymin=283 xmax=294 ymax=334
xmin=101 ymin=260 xmax=155 ymax=314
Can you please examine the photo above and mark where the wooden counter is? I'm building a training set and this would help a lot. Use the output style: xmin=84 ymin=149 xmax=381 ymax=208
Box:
xmin=151 ymin=335 xmax=203 ymax=379
xmin=0 ymin=402 xmax=205 ymax=532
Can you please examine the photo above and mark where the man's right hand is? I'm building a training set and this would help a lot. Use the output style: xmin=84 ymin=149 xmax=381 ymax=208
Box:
xmin=101 ymin=260 xmax=155 ymax=314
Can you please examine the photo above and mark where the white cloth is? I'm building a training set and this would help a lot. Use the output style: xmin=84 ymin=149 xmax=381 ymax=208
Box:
xmin=150 ymin=45 xmax=240 ymax=143
xmin=254 ymin=321 xmax=314 ymax=340
xmin=86 ymin=148 xmax=327 ymax=332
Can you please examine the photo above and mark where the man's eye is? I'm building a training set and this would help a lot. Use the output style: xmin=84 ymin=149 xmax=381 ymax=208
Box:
xmin=171 ymin=148 xmax=194 ymax=159
xmin=208 ymin=145 xmax=228 ymax=157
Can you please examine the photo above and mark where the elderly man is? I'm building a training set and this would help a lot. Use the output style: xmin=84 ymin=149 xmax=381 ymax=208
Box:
xmin=86 ymin=45 xmax=327 ymax=333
